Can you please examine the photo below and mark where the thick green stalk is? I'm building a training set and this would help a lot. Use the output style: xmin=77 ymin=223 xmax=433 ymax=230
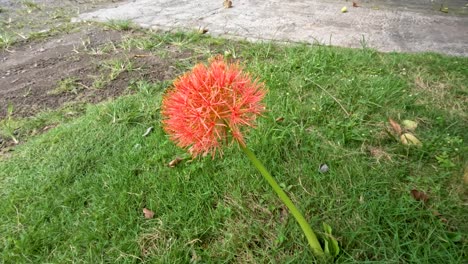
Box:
xmin=241 ymin=145 xmax=324 ymax=256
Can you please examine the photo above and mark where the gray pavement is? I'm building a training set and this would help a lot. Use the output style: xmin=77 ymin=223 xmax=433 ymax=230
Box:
xmin=73 ymin=0 xmax=468 ymax=56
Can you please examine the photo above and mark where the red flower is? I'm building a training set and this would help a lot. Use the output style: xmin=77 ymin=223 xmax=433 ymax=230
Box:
xmin=161 ymin=57 xmax=266 ymax=157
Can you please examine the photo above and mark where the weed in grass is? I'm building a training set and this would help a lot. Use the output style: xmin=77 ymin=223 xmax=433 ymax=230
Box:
xmin=25 ymin=30 xmax=50 ymax=40
xmin=165 ymin=31 xmax=203 ymax=47
xmin=120 ymin=34 xmax=162 ymax=51
xmin=0 ymin=104 xmax=19 ymax=145
xmin=91 ymin=58 xmax=136 ymax=89
xmin=0 ymin=32 xmax=15 ymax=50
xmin=128 ymin=80 xmax=171 ymax=96
xmin=49 ymin=78 xmax=81 ymax=95
xmin=75 ymin=36 xmax=92 ymax=52
xmin=105 ymin=19 xmax=136 ymax=31
xmin=104 ymin=58 xmax=136 ymax=80
xmin=87 ymin=41 xmax=117 ymax=55
xmin=91 ymin=74 xmax=108 ymax=89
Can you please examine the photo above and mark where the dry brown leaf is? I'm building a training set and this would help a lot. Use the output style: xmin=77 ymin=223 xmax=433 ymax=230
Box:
xmin=414 ymin=76 xmax=428 ymax=89
xmin=279 ymin=206 xmax=288 ymax=223
xmin=410 ymin=189 xmax=429 ymax=203
xmin=389 ymin=118 xmax=402 ymax=135
xmin=134 ymin=54 xmax=151 ymax=58
xmin=42 ymin=124 xmax=57 ymax=131
xmin=275 ymin=117 xmax=284 ymax=123
xmin=143 ymin=208 xmax=155 ymax=219
xmin=400 ymin=133 xmax=422 ymax=147
xmin=169 ymin=157 xmax=183 ymax=167
xmin=352 ymin=2 xmax=359 ymax=7
xmin=223 ymin=0 xmax=232 ymax=8
xmin=368 ymin=146 xmax=392 ymax=162
xmin=432 ymin=211 xmax=449 ymax=224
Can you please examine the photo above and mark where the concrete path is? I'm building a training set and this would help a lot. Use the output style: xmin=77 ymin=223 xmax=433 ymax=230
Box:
xmin=74 ymin=0 xmax=468 ymax=56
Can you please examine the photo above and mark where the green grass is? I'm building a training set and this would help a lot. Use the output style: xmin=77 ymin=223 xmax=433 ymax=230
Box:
xmin=0 ymin=32 xmax=16 ymax=50
xmin=104 ymin=19 xmax=137 ymax=31
xmin=1 ymin=31 xmax=467 ymax=263
xmin=49 ymin=78 xmax=82 ymax=95
xmin=91 ymin=58 xmax=137 ymax=89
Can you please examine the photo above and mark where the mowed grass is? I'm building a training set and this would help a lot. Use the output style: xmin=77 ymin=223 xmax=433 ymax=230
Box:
xmin=1 ymin=31 xmax=467 ymax=263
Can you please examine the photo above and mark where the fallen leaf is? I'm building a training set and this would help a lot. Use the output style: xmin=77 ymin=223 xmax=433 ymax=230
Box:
xmin=305 ymin=126 xmax=315 ymax=133
xmin=341 ymin=6 xmax=348 ymax=13
xmin=198 ymin=27 xmax=208 ymax=34
xmin=279 ymin=206 xmax=288 ymax=223
xmin=275 ymin=117 xmax=284 ymax=123
xmin=389 ymin=118 xmax=402 ymax=135
xmin=142 ymin=126 xmax=153 ymax=137
xmin=410 ymin=189 xmax=429 ymax=203
xmin=42 ymin=124 xmax=57 ymax=131
xmin=352 ymin=2 xmax=359 ymax=7
xmin=368 ymin=146 xmax=392 ymax=162
xmin=223 ymin=0 xmax=232 ymax=8
xmin=402 ymin=120 xmax=418 ymax=131
xmin=143 ymin=208 xmax=155 ymax=219
xmin=169 ymin=157 xmax=183 ymax=167
xmin=400 ymin=133 xmax=422 ymax=147
xmin=432 ymin=211 xmax=448 ymax=224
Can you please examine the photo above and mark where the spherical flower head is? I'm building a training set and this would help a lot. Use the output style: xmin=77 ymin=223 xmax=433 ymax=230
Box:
xmin=161 ymin=56 xmax=266 ymax=158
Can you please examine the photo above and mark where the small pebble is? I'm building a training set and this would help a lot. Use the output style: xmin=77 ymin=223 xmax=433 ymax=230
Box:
xmin=318 ymin=163 xmax=329 ymax=173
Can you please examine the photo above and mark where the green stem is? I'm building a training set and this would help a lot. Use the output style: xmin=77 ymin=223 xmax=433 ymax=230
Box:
xmin=241 ymin=146 xmax=324 ymax=256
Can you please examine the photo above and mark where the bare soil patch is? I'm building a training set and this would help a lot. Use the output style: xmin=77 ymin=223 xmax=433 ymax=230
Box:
xmin=2 ymin=0 xmax=171 ymax=118
xmin=0 ymin=0 xmax=195 ymax=155
xmin=0 ymin=27 xmax=188 ymax=118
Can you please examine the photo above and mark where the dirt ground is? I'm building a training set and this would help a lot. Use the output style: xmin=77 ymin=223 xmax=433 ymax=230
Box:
xmin=0 ymin=0 xmax=193 ymax=118
xmin=0 ymin=27 xmax=187 ymax=118
xmin=0 ymin=0 xmax=205 ymax=155
xmin=0 ymin=1 xmax=108 ymax=117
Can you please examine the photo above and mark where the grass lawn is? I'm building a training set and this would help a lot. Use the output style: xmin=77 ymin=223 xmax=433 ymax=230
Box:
xmin=1 ymin=29 xmax=467 ymax=263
